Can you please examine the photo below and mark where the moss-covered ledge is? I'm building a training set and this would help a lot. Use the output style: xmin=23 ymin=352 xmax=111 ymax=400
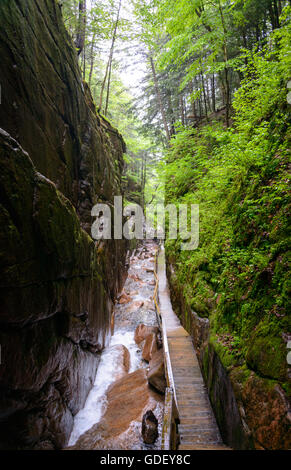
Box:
xmin=166 ymin=258 xmax=291 ymax=450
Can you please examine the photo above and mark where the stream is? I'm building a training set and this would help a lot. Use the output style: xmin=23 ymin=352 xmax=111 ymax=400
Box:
xmin=67 ymin=241 xmax=163 ymax=450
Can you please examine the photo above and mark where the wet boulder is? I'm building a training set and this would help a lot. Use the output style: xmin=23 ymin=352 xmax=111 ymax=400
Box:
xmin=104 ymin=345 xmax=130 ymax=381
xmin=68 ymin=369 xmax=162 ymax=450
xmin=147 ymin=349 xmax=167 ymax=394
xmin=142 ymin=410 xmax=159 ymax=444
xmin=118 ymin=292 xmax=132 ymax=304
xmin=142 ymin=333 xmax=158 ymax=362
xmin=134 ymin=324 xmax=159 ymax=345
xmin=127 ymin=301 xmax=144 ymax=312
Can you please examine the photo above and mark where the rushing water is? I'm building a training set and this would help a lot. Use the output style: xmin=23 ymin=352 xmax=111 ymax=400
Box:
xmin=68 ymin=242 xmax=161 ymax=448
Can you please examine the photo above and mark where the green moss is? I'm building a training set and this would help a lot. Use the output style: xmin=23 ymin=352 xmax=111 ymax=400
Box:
xmin=246 ymin=329 xmax=287 ymax=382
xmin=202 ymin=345 xmax=209 ymax=381
xmin=209 ymin=334 xmax=238 ymax=371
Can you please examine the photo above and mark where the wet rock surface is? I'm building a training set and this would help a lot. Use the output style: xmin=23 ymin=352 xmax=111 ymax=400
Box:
xmin=148 ymin=349 xmax=167 ymax=394
xmin=142 ymin=333 xmax=158 ymax=362
xmin=0 ymin=0 xmax=127 ymax=450
xmin=69 ymin=369 xmax=163 ymax=450
xmin=134 ymin=324 xmax=159 ymax=345
xmin=142 ymin=410 xmax=159 ymax=444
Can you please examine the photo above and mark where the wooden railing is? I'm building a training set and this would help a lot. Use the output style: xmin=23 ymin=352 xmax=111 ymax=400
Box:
xmin=153 ymin=249 xmax=180 ymax=450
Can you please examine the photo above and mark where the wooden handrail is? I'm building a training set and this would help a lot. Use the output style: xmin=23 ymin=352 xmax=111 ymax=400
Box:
xmin=153 ymin=248 xmax=180 ymax=450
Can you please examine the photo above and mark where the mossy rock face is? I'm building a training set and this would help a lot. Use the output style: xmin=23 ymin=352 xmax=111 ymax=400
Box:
xmin=167 ymin=259 xmax=291 ymax=449
xmin=246 ymin=331 xmax=287 ymax=382
xmin=0 ymin=0 xmax=125 ymax=228
xmin=0 ymin=0 xmax=128 ymax=450
xmin=0 ymin=130 xmax=118 ymax=449
xmin=240 ymin=373 xmax=291 ymax=450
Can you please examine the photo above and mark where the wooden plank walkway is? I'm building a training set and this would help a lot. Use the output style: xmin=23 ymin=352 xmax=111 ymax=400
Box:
xmin=157 ymin=247 xmax=229 ymax=450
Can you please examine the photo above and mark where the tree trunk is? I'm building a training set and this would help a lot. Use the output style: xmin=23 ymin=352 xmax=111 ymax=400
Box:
xmin=88 ymin=33 xmax=96 ymax=88
xmin=75 ymin=1 xmax=86 ymax=56
xmin=218 ymin=0 xmax=230 ymax=127
xmin=180 ymin=94 xmax=185 ymax=125
xmin=100 ymin=0 xmax=122 ymax=113
xmin=167 ymin=91 xmax=176 ymax=136
xmin=200 ymin=69 xmax=208 ymax=120
xmin=189 ymin=80 xmax=197 ymax=119
xmin=212 ymin=74 xmax=216 ymax=113
xmin=206 ymin=76 xmax=211 ymax=113
xmin=82 ymin=43 xmax=86 ymax=80
xmin=104 ymin=0 xmax=122 ymax=116
xmin=150 ymin=55 xmax=171 ymax=142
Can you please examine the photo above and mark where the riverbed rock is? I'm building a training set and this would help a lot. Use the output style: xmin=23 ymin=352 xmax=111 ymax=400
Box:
xmin=0 ymin=0 xmax=127 ymax=450
xmin=142 ymin=333 xmax=158 ymax=362
xmin=147 ymin=349 xmax=167 ymax=394
xmin=143 ymin=300 xmax=156 ymax=310
xmin=142 ymin=410 xmax=159 ymax=444
xmin=239 ymin=372 xmax=291 ymax=450
xmin=118 ymin=292 xmax=132 ymax=304
xmin=68 ymin=369 xmax=163 ymax=449
xmin=105 ymin=345 xmax=130 ymax=381
xmin=127 ymin=300 xmax=144 ymax=312
xmin=134 ymin=324 xmax=159 ymax=345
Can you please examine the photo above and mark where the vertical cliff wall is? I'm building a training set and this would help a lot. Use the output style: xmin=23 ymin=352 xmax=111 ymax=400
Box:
xmin=0 ymin=0 xmax=127 ymax=449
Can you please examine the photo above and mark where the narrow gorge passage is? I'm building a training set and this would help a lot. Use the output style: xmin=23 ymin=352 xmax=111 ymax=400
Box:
xmin=0 ymin=0 xmax=290 ymax=453
xmin=67 ymin=241 xmax=164 ymax=450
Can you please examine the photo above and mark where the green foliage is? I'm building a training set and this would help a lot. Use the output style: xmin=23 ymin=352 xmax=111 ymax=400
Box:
xmin=164 ymin=21 xmax=291 ymax=386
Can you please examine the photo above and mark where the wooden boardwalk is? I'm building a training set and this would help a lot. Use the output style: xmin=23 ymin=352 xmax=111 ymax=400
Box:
xmin=157 ymin=247 xmax=228 ymax=450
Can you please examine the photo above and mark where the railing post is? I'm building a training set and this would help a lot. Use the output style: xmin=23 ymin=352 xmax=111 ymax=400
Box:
xmin=154 ymin=247 xmax=180 ymax=450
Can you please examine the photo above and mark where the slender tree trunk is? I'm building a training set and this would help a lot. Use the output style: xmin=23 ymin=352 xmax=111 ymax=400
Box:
xmin=198 ymin=96 xmax=202 ymax=118
xmin=150 ymin=55 xmax=171 ymax=142
xmin=189 ymin=80 xmax=197 ymax=119
xmin=167 ymin=91 xmax=176 ymax=136
xmin=75 ymin=1 xmax=86 ymax=56
xmin=218 ymin=0 xmax=230 ymax=126
xmin=104 ymin=0 xmax=122 ymax=116
xmin=200 ymin=69 xmax=208 ymax=120
xmin=99 ymin=60 xmax=110 ymax=112
xmin=82 ymin=44 xmax=86 ymax=80
xmin=88 ymin=33 xmax=96 ymax=88
xmin=140 ymin=153 xmax=147 ymax=210
xmin=185 ymin=97 xmax=189 ymax=125
xmin=273 ymin=0 xmax=280 ymax=27
xmin=180 ymin=94 xmax=185 ymax=125
xmin=206 ymin=76 xmax=211 ymax=113
xmin=268 ymin=0 xmax=279 ymax=30
xmin=212 ymin=74 xmax=216 ymax=112
xmin=99 ymin=0 xmax=122 ymax=113
xmin=104 ymin=55 xmax=113 ymax=116
xmin=141 ymin=152 xmax=144 ymax=209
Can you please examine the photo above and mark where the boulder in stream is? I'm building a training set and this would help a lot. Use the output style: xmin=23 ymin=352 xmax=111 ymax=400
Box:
xmin=147 ymin=349 xmax=167 ymax=394
xmin=134 ymin=324 xmax=159 ymax=345
xmin=68 ymin=369 xmax=162 ymax=450
xmin=142 ymin=410 xmax=158 ymax=444
xmin=118 ymin=292 xmax=132 ymax=304
xmin=106 ymin=344 xmax=130 ymax=380
xmin=127 ymin=300 xmax=144 ymax=312
xmin=142 ymin=333 xmax=158 ymax=362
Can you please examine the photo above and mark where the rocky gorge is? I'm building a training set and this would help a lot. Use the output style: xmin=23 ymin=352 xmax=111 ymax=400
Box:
xmin=0 ymin=0 xmax=128 ymax=449
xmin=67 ymin=242 xmax=165 ymax=450
xmin=0 ymin=0 xmax=290 ymax=453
